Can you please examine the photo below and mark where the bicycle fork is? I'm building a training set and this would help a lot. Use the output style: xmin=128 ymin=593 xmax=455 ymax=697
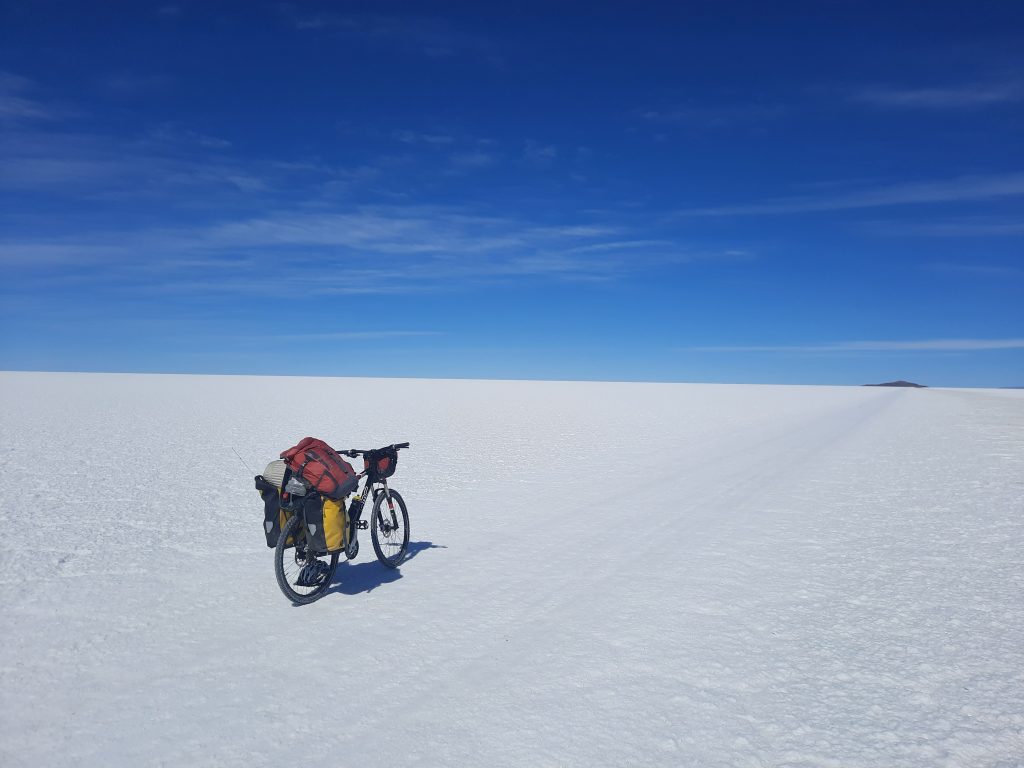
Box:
xmin=346 ymin=481 xmax=397 ymax=558
xmin=376 ymin=480 xmax=399 ymax=531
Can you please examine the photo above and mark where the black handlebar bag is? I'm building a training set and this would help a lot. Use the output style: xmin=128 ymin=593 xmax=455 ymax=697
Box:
xmin=363 ymin=446 xmax=398 ymax=481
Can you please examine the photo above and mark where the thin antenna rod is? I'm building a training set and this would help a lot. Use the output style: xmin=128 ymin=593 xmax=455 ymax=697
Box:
xmin=232 ymin=446 xmax=255 ymax=474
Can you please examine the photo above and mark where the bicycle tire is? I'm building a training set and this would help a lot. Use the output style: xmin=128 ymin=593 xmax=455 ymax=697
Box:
xmin=370 ymin=489 xmax=410 ymax=568
xmin=274 ymin=514 xmax=339 ymax=605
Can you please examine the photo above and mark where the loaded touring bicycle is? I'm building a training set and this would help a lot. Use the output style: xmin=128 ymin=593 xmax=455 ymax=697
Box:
xmin=256 ymin=438 xmax=411 ymax=604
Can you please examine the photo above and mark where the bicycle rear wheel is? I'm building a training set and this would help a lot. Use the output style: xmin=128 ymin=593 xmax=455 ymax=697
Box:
xmin=371 ymin=489 xmax=410 ymax=568
xmin=275 ymin=514 xmax=339 ymax=604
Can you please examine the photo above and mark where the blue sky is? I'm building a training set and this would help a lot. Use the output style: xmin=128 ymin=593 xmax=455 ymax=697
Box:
xmin=1 ymin=1 xmax=1022 ymax=386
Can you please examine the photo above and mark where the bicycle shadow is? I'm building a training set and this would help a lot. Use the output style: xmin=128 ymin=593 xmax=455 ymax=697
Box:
xmin=404 ymin=540 xmax=447 ymax=562
xmin=325 ymin=540 xmax=447 ymax=597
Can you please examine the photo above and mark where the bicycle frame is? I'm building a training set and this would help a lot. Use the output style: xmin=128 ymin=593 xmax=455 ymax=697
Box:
xmin=336 ymin=442 xmax=408 ymax=557
xmin=346 ymin=473 xmax=395 ymax=548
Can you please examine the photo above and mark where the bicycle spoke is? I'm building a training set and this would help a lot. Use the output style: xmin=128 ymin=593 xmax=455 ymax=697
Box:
xmin=275 ymin=516 xmax=337 ymax=600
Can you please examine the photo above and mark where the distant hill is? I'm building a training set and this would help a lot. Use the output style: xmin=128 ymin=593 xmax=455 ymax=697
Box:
xmin=864 ymin=380 xmax=927 ymax=388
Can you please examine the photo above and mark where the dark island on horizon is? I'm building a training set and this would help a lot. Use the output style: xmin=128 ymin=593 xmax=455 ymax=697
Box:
xmin=863 ymin=380 xmax=927 ymax=388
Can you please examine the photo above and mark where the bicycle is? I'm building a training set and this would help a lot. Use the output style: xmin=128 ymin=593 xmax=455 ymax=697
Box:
xmin=274 ymin=442 xmax=411 ymax=605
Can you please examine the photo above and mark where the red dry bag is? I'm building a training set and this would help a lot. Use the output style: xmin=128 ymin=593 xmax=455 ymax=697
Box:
xmin=280 ymin=437 xmax=359 ymax=500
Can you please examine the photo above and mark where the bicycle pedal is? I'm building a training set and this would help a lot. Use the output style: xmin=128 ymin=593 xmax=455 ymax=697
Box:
xmin=356 ymin=520 xmax=369 ymax=530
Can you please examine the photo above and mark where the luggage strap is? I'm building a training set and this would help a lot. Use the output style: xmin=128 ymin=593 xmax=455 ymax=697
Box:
xmin=300 ymin=449 xmax=340 ymax=490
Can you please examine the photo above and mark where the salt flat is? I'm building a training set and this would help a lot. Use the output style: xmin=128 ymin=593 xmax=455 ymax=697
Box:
xmin=1 ymin=372 xmax=1022 ymax=767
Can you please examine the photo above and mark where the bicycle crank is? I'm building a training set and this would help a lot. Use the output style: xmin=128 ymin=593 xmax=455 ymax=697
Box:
xmin=345 ymin=537 xmax=359 ymax=560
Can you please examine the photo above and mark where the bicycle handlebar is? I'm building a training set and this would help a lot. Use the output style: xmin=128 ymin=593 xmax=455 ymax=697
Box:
xmin=341 ymin=442 xmax=409 ymax=458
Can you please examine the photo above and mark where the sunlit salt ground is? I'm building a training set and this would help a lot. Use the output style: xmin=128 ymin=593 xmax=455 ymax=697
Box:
xmin=1 ymin=372 xmax=1022 ymax=767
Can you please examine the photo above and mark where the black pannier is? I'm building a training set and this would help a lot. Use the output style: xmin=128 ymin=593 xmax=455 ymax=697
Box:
xmin=301 ymin=493 xmax=347 ymax=555
xmin=255 ymin=474 xmax=291 ymax=548
xmin=255 ymin=459 xmax=303 ymax=548
xmin=256 ymin=458 xmax=346 ymax=553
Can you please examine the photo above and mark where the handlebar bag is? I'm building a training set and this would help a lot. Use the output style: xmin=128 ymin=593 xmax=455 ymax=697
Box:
xmin=302 ymin=494 xmax=347 ymax=555
xmin=281 ymin=437 xmax=359 ymax=500
xmin=364 ymin=446 xmax=398 ymax=480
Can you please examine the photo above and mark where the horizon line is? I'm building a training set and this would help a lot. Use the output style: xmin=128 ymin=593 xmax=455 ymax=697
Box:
xmin=1 ymin=368 xmax=1017 ymax=390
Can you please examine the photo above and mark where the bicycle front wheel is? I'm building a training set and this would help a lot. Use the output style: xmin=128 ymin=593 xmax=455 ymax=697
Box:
xmin=371 ymin=489 xmax=410 ymax=568
xmin=274 ymin=514 xmax=339 ymax=605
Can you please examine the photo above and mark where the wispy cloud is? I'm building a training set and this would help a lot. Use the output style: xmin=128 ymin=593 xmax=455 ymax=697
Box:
xmin=149 ymin=123 xmax=232 ymax=149
xmin=677 ymin=173 xmax=1024 ymax=217
xmin=638 ymin=101 xmax=786 ymax=128
xmin=0 ymin=77 xmax=740 ymax=299
xmin=864 ymin=216 xmax=1024 ymax=237
xmin=393 ymin=130 xmax=455 ymax=145
xmin=0 ymin=150 xmax=267 ymax=195
xmin=565 ymin=239 xmax=674 ymax=254
xmin=264 ymin=330 xmax=443 ymax=341
xmin=928 ymin=263 xmax=1024 ymax=278
xmin=0 ymin=203 xmax=734 ymax=296
xmin=528 ymin=225 xmax=621 ymax=238
xmin=101 ymin=72 xmax=175 ymax=95
xmin=447 ymin=150 xmax=497 ymax=171
xmin=683 ymin=339 xmax=1024 ymax=352
xmin=851 ymin=82 xmax=1023 ymax=109
xmin=0 ymin=72 xmax=53 ymax=121
xmin=523 ymin=140 xmax=557 ymax=164
xmin=0 ymin=126 xmax=358 ymax=199
xmin=200 ymin=208 xmax=523 ymax=254
xmin=285 ymin=10 xmax=496 ymax=60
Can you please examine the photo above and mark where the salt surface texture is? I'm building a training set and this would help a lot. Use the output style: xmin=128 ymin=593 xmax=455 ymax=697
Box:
xmin=1 ymin=372 xmax=1022 ymax=766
